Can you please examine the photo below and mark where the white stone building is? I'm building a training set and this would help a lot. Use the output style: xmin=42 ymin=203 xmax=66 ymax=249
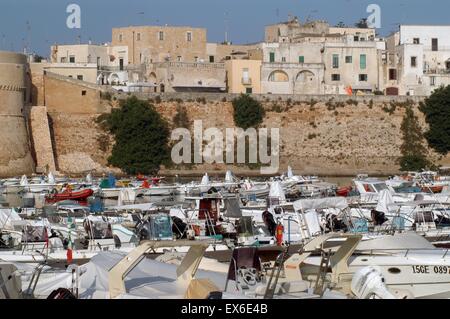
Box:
xmin=385 ymin=25 xmax=450 ymax=95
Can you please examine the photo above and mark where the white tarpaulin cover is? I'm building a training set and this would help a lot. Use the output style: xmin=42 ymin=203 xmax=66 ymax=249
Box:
xmin=269 ymin=181 xmax=286 ymax=201
xmin=375 ymin=189 xmax=394 ymax=214
xmin=293 ymin=197 xmax=348 ymax=212
xmin=117 ymin=188 xmax=137 ymax=206
xmin=32 ymin=251 xmax=228 ymax=299
xmin=0 ymin=209 xmax=21 ymax=230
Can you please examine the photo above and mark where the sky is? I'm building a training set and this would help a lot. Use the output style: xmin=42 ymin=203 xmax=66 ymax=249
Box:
xmin=1 ymin=0 xmax=450 ymax=56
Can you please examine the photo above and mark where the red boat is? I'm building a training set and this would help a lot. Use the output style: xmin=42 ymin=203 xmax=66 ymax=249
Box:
xmin=336 ymin=186 xmax=352 ymax=197
xmin=46 ymin=189 xmax=94 ymax=202
xmin=422 ymin=185 xmax=444 ymax=194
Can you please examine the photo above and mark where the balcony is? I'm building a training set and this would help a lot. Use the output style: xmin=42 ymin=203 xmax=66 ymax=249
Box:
xmin=423 ymin=68 xmax=450 ymax=75
xmin=242 ymin=77 xmax=252 ymax=85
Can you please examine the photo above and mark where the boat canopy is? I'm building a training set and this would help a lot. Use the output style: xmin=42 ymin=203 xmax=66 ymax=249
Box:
xmin=293 ymin=197 xmax=348 ymax=212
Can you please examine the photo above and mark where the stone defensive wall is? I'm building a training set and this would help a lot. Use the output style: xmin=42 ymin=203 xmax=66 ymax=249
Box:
xmin=0 ymin=51 xmax=35 ymax=177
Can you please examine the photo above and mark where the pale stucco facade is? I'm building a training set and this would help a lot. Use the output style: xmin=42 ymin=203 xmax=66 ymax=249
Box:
xmin=225 ymin=60 xmax=262 ymax=94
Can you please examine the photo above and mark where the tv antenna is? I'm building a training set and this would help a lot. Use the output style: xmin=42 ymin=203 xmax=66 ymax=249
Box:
xmin=224 ymin=12 xmax=229 ymax=44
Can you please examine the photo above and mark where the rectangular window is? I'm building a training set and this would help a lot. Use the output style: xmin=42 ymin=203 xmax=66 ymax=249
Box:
xmin=269 ymin=52 xmax=275 ymax=63
xmin=159 ymin=31 xmax=164 ymax=41
xmin=77 ymin=75 xmax=84 ymax=81
xmin=345 ymin=56 xmax=352 ymax=63
xmin=331 ymin=74 xmax=341 ymax=81
xmin=281 ymin=57 xmax=286 ymax=62
xmin=432 ymin=38 xmax=438 ymax=51
xmin=119 ymin=34 xmax=123 ymax=42
xmin=177 ymin=56 xmax=182 ymax=62
xmin=246 ymin=87 xmax=253 ymax=94
xmin=69 ymin=56 xmax=75 ymax=63
xmin=209 ymin=55 xmax=215 ymax=63
xmin=389 ymin=68 xmax=397 ymax=80
xmin=411 ymin=56 xmax=417 ymax=68
xmin=430 ymin=76 xmax=436 ymax=86
xmin=360 ymin=54 xmax=367 ymax=69
xmin=332 ymin=54 xmax=339 ymax=68
xmin=81 ymin=90 xmax=86 ymax=96
xmin=413 ymin=38 xmax=420 ymax=44
xmin=187 ymin=32 xmax=192 ymax=42
xmin=354 ymin=36 xmax=359 ymax=42
xmin=359 ymin=74 xmax=368 ymax=82
xmin=137 ymin=33 xmax=141 ymax=41
xmin=299 ymin=56 xmax=305 ymax=63
xmin=243 ymin=68 xmax=249 ymax=78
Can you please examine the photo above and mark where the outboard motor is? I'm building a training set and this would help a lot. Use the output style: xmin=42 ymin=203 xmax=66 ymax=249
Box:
xmin=351 ymin=266 xmax=396 ymax=299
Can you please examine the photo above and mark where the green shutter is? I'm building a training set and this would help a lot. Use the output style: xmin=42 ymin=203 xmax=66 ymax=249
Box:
xmin=332 ymin=54 xmax=339 ymax=68
xmin=360 ymin=54 xmax=367 ymax=69
xmin=299 ymin=56 xmax=305 ymax=63
xmin=269 ymin=52 xmax=275 ymax=63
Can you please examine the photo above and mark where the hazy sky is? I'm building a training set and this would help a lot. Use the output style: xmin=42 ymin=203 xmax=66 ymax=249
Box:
xmin=1 ymin=0 xmax=450 ymax=56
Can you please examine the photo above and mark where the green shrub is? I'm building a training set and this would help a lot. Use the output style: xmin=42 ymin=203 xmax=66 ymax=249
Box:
xmin=399 ymin=106 xmax=432 ymax=171
xmin=232 ymin=94 xmax=265 ymax=129
xmin=419 ymin=85 xmax=450 ymax=155
xmin=97 ymin=96 xmax=170 ymax=175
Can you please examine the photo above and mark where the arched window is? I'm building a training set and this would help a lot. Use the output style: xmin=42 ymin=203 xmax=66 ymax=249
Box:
xmin=296 ymin=70 xmax=315 ymax=82
xmin=268 ymin=70 xmax=289 ymax=82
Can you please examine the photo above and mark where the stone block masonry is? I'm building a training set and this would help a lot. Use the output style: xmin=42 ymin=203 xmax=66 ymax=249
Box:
xmin=37 ymin=74 xmax=450 ymax=176
xmin=30 ymin=106 xmax=57 ymax=173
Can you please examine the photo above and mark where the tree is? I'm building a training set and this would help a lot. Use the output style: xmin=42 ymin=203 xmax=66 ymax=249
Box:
xmin=354 ymin=18 xmax=369 ymax=29
xmin=399 ymin=106 xmax=432 ymax=171
xmin=97 ymin=96 xmax=171 ymax=175
xmin=419 ymin=85 xmax=450 ymax=155
xmin=232 ymin=94 xmax=265 ymax=129
xmin=335 ymin=21 xmax=347 ymax=28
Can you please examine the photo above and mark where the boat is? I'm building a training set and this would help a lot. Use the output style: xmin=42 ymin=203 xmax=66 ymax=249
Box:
xmin=46 ymin=189 xmax=94 ymax=203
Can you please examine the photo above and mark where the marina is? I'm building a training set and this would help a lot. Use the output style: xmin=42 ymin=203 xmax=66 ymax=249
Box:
xmin=1 ymin=168 xmax=450 ymax=299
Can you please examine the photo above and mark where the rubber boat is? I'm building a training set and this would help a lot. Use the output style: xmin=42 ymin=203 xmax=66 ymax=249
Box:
xmin=46 ymin=189 xmax=94 ymax=202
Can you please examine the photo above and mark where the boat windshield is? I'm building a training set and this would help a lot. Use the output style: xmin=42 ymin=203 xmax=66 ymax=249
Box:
xmin=373 ymin=183 xmax=388 ymax=192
